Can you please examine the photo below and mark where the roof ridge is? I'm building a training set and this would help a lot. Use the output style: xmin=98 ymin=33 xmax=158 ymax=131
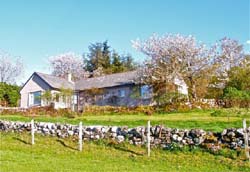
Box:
xmin=76 ymin=70 xmax=137 ymax=82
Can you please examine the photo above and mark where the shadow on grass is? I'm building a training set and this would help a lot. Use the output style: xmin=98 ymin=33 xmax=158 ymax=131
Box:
xmin=108 ymin=143 xmax=144 ymax=156
xmin=56 ymin=139 xmax=78 ymax=151
xmin=13 ymin=137 xmax=31 ymax=145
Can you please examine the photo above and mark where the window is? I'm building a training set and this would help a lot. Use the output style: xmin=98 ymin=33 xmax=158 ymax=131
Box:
xmin=72 ymin=94 xmax=78 ymax=105
xmin=140 ymin=85 xmax=151 ymax=99
xmin=29 ymin=91 xmax=41 ymax=106
xmin=118 ymin=90 xmax=126 ymax=97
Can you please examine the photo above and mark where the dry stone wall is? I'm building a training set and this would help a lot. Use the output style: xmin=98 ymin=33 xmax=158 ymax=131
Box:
xmin=0 ymin=120 xmax=249 ymax=150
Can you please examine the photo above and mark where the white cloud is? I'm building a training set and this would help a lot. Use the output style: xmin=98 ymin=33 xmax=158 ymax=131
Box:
xmin=246 ymin=40 xmax=250 ymax=44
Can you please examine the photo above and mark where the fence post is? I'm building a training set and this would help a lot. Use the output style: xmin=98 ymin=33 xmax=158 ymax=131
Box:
xmin=147 ymin=120 xmax=151 ymax=157
xmin=31 ymin=119 xmax=34 ymax=145
xmin=79 ymin=122 xmax=83 ymax=151
xmin=243 ymin=119 xmax=249 ymax=162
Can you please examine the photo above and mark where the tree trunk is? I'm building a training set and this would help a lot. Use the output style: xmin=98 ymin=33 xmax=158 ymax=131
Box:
xmin=188 ymin=77 xmax=197 ymax=101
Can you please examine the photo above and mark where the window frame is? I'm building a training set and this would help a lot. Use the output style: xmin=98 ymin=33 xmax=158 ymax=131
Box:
xmin=29 ymin=91 xmax=42 ymax=106
xmin=140 ymin=85 xmax=151 ymax=99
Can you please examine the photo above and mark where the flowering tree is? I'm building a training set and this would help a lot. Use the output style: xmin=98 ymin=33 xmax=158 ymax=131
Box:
xmin=132 ymin=34 xmax=216 ymax=100
xmin=49 ymin=52 xmax=89 ymax=80
xmin=214 ymin=37 xmax=244 ymax=78
xmin=0 ymin=50 xmax=24 ymax=84
xmin=207 ymin=38 xmax=245 ymax=99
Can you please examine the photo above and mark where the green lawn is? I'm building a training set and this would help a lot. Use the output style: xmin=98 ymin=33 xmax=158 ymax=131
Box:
xmin=0 ymin=109 xmax=248 ymax=132
xmin=1 ymin=132 xmax=250 ymax=172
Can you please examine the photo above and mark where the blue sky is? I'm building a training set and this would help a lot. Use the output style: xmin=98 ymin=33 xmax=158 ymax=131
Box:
xmin=0 ymin=0 xmax=249 ymax=83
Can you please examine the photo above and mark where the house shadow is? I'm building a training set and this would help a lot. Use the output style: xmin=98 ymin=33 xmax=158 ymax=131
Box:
xmin=56 ymin=139 xmax=78 ymax=151
xmin=13 ymin=137 xmax=31 ymax=145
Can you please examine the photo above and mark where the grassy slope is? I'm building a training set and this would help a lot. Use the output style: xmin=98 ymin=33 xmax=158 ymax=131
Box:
xmin=0 ymin=110 xmax=247 ymax=131
xmin=1 ymin=132 xmax=250 ymax=172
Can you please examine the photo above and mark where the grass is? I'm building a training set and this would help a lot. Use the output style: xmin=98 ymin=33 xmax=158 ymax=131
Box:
xmin=1 ymin=132 xmax=250 ymax=172
xmin=0 ymin=109 xmax=249 ymax=132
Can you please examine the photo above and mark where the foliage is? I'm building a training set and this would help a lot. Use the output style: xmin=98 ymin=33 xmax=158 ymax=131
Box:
xmin=49 ymin=52 xmax=88 ymax=80
xmin=0 ymin=82 xmax=20 ymax=107
xmin=134 ymin=105 xmax=155 ymax=115
xmin=84 ymin=40 xmax=137 ymax=75
xmin=207 ymin=39 xmax=246 ymax=100
xmin=133 ymin=34 xmax=246 ymax=104
xmin=40 ymin=90 xmax=53 ymax=106
xmin=132 ymin=33 xmax=217 ymax=100
xmin=154 ymin=92 xmax=188 ymax=107
xmin=223 ymin=87 xmax=250 ymax=108
xmin=214 ymin=38 xmax=245 ymax=80
xmin=57 ymin=108 xmax=78 ymax=118
xmin=226 ymin=65 xmax=250 ymax=91
xmin=220 ymin=56 xmax=250 ymax=108
xmin=83 ymin=105 xmax=155 ymax=116
xmin=0 ymin=50 xmax=24 ymax=84
xmin=164 ymin=103 xmax=191 ymax=112
xmin=59 ymin=87 xmax=73 ymax=107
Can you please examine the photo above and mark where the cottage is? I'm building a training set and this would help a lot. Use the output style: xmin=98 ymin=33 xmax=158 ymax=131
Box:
xmin=20 ymin=71 xmax=188 ymax=111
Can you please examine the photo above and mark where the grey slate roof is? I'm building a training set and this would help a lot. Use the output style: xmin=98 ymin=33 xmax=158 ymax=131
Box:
xmin=35 ymin=72 xmax=74 ymax=89
xmin=34 ymin=71 xmax=137 ymax=91
xmin=75 ymin=71 xmax=137 ymax=90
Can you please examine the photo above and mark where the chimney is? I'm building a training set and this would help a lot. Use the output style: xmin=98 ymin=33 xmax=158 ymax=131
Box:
xmin=67 ymin=73 xmax=73 ymax=83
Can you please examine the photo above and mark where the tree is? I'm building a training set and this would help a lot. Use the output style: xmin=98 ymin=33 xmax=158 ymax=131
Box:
xmin=214 ymin=37 xmax=245 ymax=80
xmin=0 ymin=82 xmax=20 ymax=107
xmin=216 ymin=37 xmax=245 ymax=77
xmin=59 ymin=87 xmax=73 ymax=108
xmin=0 ymin=51 xmax=24 ymax=84
xmin=111 ymin=51 xmax=124 ymax=73
xmin=49 ymin=52 xmax=88 ymax=80
xmin=207 ymin=39 xmax=246 ymax=100
xmin=84 ymin=41 xmax=111 ymax=73
xmin=120 ymin=54 xmax=136 ymax=71
xmin=84 ymin=40 xmax=137 ymax=76
xmin=132 ymin=33 xmax=216 ymax=101
xmin=40 ymin=90 xmax=53 ymax=106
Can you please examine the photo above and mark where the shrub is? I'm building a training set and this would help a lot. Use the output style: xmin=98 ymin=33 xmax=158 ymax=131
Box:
xmin=134 ymin=105 xmax=154 ymax=115
xmin=82 ymin=105 xmax=155 ymax=115
xmin=155 ymin=92 xmax=188 ymax=107
xmin=0 ymin=83 xmax=20 ymax=107
xmin=58 ymin=108 xmax=77 ymax=118
xmin=223 ymin=87 xmax=250 ymax=108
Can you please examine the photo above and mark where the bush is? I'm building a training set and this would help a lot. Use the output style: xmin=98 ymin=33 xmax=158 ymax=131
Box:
xmin=58 ymin=108 xmax=77 ymax=118
xmin=0 ymin=83 xmax=20 ymax=107
xmin=83 ymin=105 xmax=155 ymax=115
xmin=155 ymin=92 xmax=188 ymax=107
xmin=223 ymin=87 xmax=250 ymax=108
xmin=134 ymin=105 xmax=154 ymax=115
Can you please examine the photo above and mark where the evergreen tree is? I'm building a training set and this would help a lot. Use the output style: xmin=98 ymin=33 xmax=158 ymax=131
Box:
xmin=121 ymin=54 xmax=136 ymax=71
xmin=111 ymin=51 xmax=124 ymax=73
xmin=84 ymin=40 xmax=137 ymax=76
